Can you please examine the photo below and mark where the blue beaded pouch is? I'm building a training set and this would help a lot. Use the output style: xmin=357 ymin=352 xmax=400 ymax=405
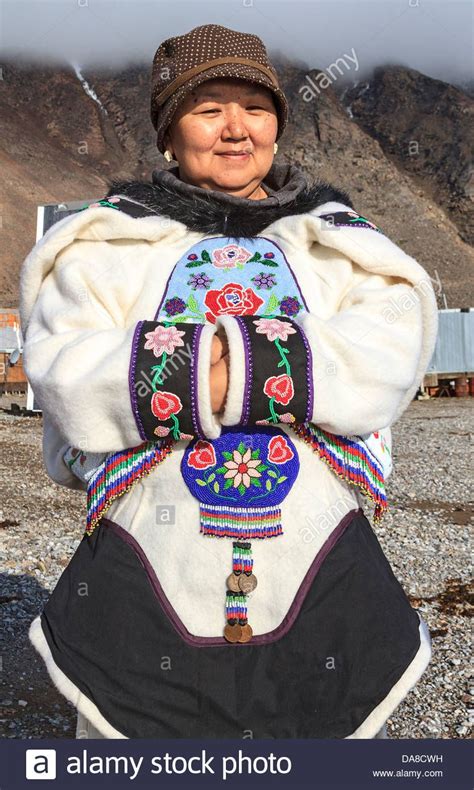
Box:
xmin=181 ymin=425 xmax=300 ymax=642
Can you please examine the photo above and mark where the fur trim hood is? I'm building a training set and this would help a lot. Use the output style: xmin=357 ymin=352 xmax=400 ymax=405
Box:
xmin=105 ymin=162 xmax=353 ymax=238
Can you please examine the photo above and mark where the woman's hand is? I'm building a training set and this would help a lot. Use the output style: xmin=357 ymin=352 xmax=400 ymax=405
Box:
xmin=211 ymin=328 xmax=229 ymax=364
xmin=210 ymin=355 xmax=229 ymax=413
xmin=210 ymin=327 xmax=229 ymax=414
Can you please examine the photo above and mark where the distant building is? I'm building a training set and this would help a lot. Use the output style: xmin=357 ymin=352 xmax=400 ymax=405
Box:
xmin=426 ymin=308 xmax=473 ymax=376
xmin=423 ymin=307 xmax=473 ymax=396
xmin=0 ymin=310 xmax=25 ymax=393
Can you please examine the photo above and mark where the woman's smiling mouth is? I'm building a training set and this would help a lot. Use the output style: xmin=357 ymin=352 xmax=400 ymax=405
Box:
xmin=216 ymin=151 xmax=251 ymax=160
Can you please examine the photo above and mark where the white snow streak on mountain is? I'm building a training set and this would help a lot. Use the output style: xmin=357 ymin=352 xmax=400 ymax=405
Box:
xmin=71 ymin=63 xmax=108 ymax=115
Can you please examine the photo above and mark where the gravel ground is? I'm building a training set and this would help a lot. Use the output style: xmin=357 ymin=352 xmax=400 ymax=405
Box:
xmin=0 ymin=394 xmax=472 ymax=739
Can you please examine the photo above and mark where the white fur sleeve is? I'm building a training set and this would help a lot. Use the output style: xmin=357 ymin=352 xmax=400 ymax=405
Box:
xmin=21 ymin=250 xmax=145 ymax=454
xmin=298 ymin=270 xmax=427 ymax=435
xmin=41 ymin=411 xmax=88 ymax=491
xmin=20 ymin=238 xmax=221 ymax=455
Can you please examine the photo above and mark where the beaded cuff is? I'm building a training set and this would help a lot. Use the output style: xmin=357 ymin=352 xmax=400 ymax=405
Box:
xmin=129 ymin=319 xmax=213 ymax=441
xmin=233 ymin=314 xmax=314 ymax=427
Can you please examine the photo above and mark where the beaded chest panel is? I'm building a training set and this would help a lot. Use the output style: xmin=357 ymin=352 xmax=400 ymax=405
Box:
xmin=154 ymin=236 xmax=308 ymax=324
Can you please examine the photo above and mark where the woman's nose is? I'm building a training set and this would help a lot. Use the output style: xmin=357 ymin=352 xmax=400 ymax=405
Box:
xmin=221 ymin=108 xmax=249 ymax=140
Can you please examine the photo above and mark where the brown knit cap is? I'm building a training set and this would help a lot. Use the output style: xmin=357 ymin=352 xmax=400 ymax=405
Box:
xmin=150 ymin=24 xmax=289 ymax=154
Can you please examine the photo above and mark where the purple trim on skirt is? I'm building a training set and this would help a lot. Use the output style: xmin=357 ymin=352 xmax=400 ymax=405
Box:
xmin=235 ymin=316 xmax=251 ymax=426
xmin=101 ymin=506 xmax=362 ymax=648
xmin=129 ymin=320 xmax=147 ymax=441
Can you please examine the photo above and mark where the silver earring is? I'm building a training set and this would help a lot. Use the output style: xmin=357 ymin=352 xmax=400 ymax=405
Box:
xmin=273 ymin=143 xmax=278 ymax=154
xmin=164 ymin=149 xmax=173 ymax=162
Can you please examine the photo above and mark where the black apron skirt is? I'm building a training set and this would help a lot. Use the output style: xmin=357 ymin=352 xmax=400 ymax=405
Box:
xmin=37 ymin=507 xmax=422 ymax=738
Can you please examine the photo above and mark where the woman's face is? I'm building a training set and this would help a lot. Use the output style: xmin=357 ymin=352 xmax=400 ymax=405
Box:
xmin=163 ymin=77 xmax=279 ymax=199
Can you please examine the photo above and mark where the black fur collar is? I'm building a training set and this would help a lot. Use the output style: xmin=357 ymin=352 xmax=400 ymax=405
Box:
xmin=105 ymin=165 xmax=353 ymax=238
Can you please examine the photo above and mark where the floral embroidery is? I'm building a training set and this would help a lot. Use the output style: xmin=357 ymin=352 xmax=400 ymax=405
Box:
xmin=212 ymin=244 xmax=252 ymax=268
xmin=253 ymin=293 xmax=303 ymax=318
xmin=188 ymin=440 xmax=217 ymax=470
xmin=222 ymin=446 xmax=262 ymax=489
xmin=189 ymin=438 xmax=292 ymax=497
xmin=263 ymin=374 xmax=294 ymax=405
xmin=79 ymin=196 xmax=121 ymax=211
xmin=267 ymin=435 xmax=294 ymax=464
xmin=141 ymin=322 xmax=191 ymax=440
xmin=163 ymin=295 xmax=205 ymax=322
xmin=163 ymin=296 xmax=187 ymax=316
xmin=279 ymin=296 xmax=302 ymax=317
xmin=247 ymin=251 xmax=278 ymax=267
xmin=153 ymin=427 xmax=193 ymax=439
xmin=181 ymin=427 xmax=300 ymax=540
xmin=186 ymin=250 xmax=212 ymax=268
xmin=251 ymin=317 xmax=299 ymax=424
xmin=379 ymin=432 xmax=391 ymax=456
xmin=151 ymin=391 xmax=183 ymax=421
xmin=155 ymin=237 xmax=308 ymax=324
xmin=261 ymin=293 xmax=280 ymax=315
xmin=204 ymin=282 xmax=264 ymax=323
xmin=144 ymin=324 xmax=185 ymax=357
xmin=319 ymin=210 xmax=382 ymax=233
xmin=188 ymin=272 xmax=213 ymax=289
xmin=185 ymin=245 xmax=280 ymax=270
xmin=66 ymin=447 xmax=87 ymax=468
xmin=347 ymin=211 xmax=381 ymax=231
xmin=251 ymin=272 xmax=277 ymax=290
xmin=153 ymin=425 xmax=173 ymax=437
xmin=253 ymin=317 xmax=297 ymax=341
xmin=255 ymin=412 xmax=296 ymax=425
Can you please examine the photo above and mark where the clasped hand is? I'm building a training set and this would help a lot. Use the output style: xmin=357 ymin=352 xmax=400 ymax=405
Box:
xmin=210 ymin=327 xmax=229 ymax=414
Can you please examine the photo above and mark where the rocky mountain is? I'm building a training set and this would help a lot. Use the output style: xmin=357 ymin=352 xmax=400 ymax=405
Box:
xmin=341 ymin=66 xmax=473 ymax=245
xmin=0 ymin=58 xmax=472 ymax=310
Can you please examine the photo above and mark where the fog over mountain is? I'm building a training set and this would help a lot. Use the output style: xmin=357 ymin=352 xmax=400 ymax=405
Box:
xmin=1 ymin=0 xmax=472 ymax=308
xmin=2 ymin=0 xmax=472 ymax=84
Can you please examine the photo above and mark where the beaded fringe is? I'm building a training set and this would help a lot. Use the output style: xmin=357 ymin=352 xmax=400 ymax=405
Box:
xmin=199 ymin=504 xmax=283 ymax=538
xmin=225 ymin=591 xmax=248 ymax=622
xmin=85 ymin=423 xmax=387 ymax=537
xmin=86 ymin=439 xmax=174 ymax=535
xmin=289 ymin=422 xmax=388 ymax=523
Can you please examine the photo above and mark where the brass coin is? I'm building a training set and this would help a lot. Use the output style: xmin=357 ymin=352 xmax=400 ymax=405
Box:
xmin=238 ymin=623 xmax=253 ymax=643
xmin=238 ymin=573 xmax=258 ymax=593
xmin=224 ymin=623 xmax=242 ymax=643
xmin=226 ymin=573 xmax=241 ymax=592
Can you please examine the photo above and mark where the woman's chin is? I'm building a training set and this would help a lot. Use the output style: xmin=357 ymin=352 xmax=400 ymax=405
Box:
xmin=210 ymin=172 xmax=260 ymax=193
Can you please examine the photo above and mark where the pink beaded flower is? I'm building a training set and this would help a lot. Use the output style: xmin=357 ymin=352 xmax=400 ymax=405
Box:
xmin=144 ymin=325 xmax=186 ymax=357
xmin=212 ymin=244 xmax=252 ymax=269
xmin=252 ymin=317 xmax=297 ymax=341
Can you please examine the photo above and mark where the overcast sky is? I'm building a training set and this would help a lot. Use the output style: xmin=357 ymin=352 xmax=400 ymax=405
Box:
xmin=1 ymin=0 xmax=472 ymax=84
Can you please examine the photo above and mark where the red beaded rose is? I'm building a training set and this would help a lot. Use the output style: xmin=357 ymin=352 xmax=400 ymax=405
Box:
xmin=204 ymin=282 xmax=264 ymax=323
xmin=151 ymin=391 xmax=183 ymax=421
xmin=263 ymin=374 xmax=294 ymax=406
